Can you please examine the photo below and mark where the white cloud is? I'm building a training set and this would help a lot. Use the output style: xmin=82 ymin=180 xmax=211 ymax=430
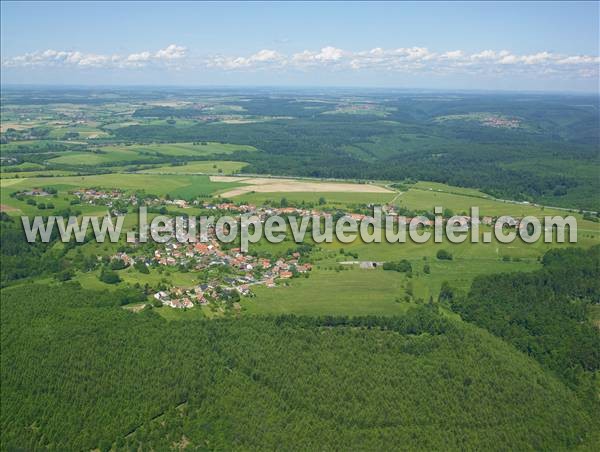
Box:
xmin=127 ymin=51 xmax=152 ymax=63
xmin=2 ymin=44 xmax=598 ymax=81
xmin=520 ymin=51 xmax=552 ymax=65
xmin=154 ymin=44 xmax=187 ymax=60
xmin=498 ymin=54 xmax=519 ymax=65
xmin=205 ymin=49 xmax=284 ymax=70
xmin=251 ymin=49 xmax=282 ymax=62
xmin=1 ymin=45 xmax=188 ymax=69
xmin=291 ymin=46 xmax=345 ymax=66
xmin=440 ymin=50 xmax=465 ymax=60
xmin=315 ymin=46 xmax=344 ymax=61
xmin=556 ymin=55 xmax=600 ymax=65
xmin=471 ymin=50 xmax=498 ymax=61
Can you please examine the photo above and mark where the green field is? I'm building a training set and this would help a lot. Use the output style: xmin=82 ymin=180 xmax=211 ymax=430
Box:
xmin=241 ymin=224 xmax=593 ymax=316
xmin=234 ymin=190 xmax=396 ymax=206
xmin=389 ymin=182 xmax=599 ymax=234
xmin=139 ymin=160 xmax=248 ymax=175
xmin=48 ymin=126 xmax=109 ymax=139
xmin=129 ymin=142 xmax=257 ymax=156
xmin=48 ymin=150 xmax=141 ymax=165
xmin=244 ymin=267 xmax=423 ymax=316
xmin=0 ymin=173 xmax=242 ymax=215
xmin=47 ymin=142 xmax=258 ymax=166
xmin=0 ymin=169 xmax=79 ymax=178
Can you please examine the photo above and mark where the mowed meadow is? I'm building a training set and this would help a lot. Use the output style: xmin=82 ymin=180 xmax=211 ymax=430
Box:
xmin=46 ymin=142 xmax=258 ymax=166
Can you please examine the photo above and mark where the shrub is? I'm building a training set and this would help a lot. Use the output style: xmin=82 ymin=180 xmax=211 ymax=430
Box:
xmin=436 ymin=249 xmax=453 ymax=260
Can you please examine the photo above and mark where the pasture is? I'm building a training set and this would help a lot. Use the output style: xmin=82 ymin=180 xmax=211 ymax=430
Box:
xmin=399 ymin=181 xmax=597 ymax=224
xmin=139 ymin=160 xmax=248 ymax=175
xmin=46 ymin=142 xmax=258 ymax=166
xmin=234 ymin=191 xmax=395 ymax=206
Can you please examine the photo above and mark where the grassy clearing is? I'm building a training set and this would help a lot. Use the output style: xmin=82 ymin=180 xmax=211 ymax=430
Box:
xmin=243 ymin=267 xmax=413 ymax=316
xmin=48 ymin=150 xmax=140 ymax=165
xmin=47 ymin=142 xmax=257 ymax=166
xmin=48 ymin=126 xmax=109 ymax=139
xmin=233 ymin=191 xmax=395 ymax=206
xmin=244 ymin=218 xmax=598 ymax=315
xmin=1 ymin=162 xmax=44 ymax=171
xmin=139 ymin=161 xmax=248 ymax=175
xmin=588 ymin=304 xmax=600 ymax=329
xmin=399 ymin=182 xmax=600 ymax=228
xmin=119 ymin=142 xmax=257 ymax=157
xmin=74 ymin=266 xmax=201 ymax=292
xmin=0 ymin=170 xmax=79 ymax=178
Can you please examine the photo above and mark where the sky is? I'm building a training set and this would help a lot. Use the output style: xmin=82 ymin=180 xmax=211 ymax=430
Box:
xmin=1 ymin=1 xmax=599 ymax=92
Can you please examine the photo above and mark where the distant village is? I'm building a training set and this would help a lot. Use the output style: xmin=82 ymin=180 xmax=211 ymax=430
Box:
xmin=481 ymin=115 xmax=521 ymax=129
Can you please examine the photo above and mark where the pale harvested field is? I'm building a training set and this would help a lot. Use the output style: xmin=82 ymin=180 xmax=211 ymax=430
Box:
xmin=211 ymin=176 xmax=393 ymax=197
xmin=0 ymin=123 xmax=37 ymax=132
xmin=0 ymin=204 xmax=19 ymax=212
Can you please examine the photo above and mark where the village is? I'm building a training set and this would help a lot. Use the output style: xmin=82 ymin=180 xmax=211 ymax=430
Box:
xmin=13 ymin=186 xmax=533 ymax=311
xmin=112 ymin=235 xmax=312 ymax=309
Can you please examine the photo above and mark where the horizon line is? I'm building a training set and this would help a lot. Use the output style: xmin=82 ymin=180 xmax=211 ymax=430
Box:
xmin=1 ymin=83 xmax=598 ymax=96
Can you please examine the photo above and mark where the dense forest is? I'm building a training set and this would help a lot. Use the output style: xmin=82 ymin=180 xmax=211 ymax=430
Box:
xmin=1 ymin=246 xmax=599 ymax=450
xmin=451 ymin=245 xmax=600 ymax=400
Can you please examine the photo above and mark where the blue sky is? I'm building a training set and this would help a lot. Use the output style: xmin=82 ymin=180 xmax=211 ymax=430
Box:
xmin=1 ymin=1 xmax=598 ymax=91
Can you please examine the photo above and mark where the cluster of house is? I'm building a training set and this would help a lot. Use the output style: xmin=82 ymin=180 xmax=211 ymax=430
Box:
xmin=344 ymin=209 xmax=496 ymax=229
xmin=97 ymin=195 xmax=537 ymax=311
xmin=72 ymin=188 xmax=138 ymax=206
xmin=200 ymin=201 xmax=330 ymax=218
xmin=110 ymin=238 xmax=312 ymax=310
xmin=153 ymin=280 xmax=247 ymax=309
xmin=69 ymin=190 xmax=246 ymax=211
xmin=20 ymin=188 xmax=51 ymax=197
xmin=481 ymin=116 xmax=520 ymax=129
xmin=149 ymin=244 xmax=312 ymax=309
xmin=111 ymin=216 xmax=313 ymax=308
xmin=111 ymin=251 xmax=137 ymax=266
xmin=418 ymin=215 xmax=525 ymax=229
xmin=155 ymin=234 xmax=309 ymax=273
xmin=153 ymin=289 xmax=195 ymax=309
